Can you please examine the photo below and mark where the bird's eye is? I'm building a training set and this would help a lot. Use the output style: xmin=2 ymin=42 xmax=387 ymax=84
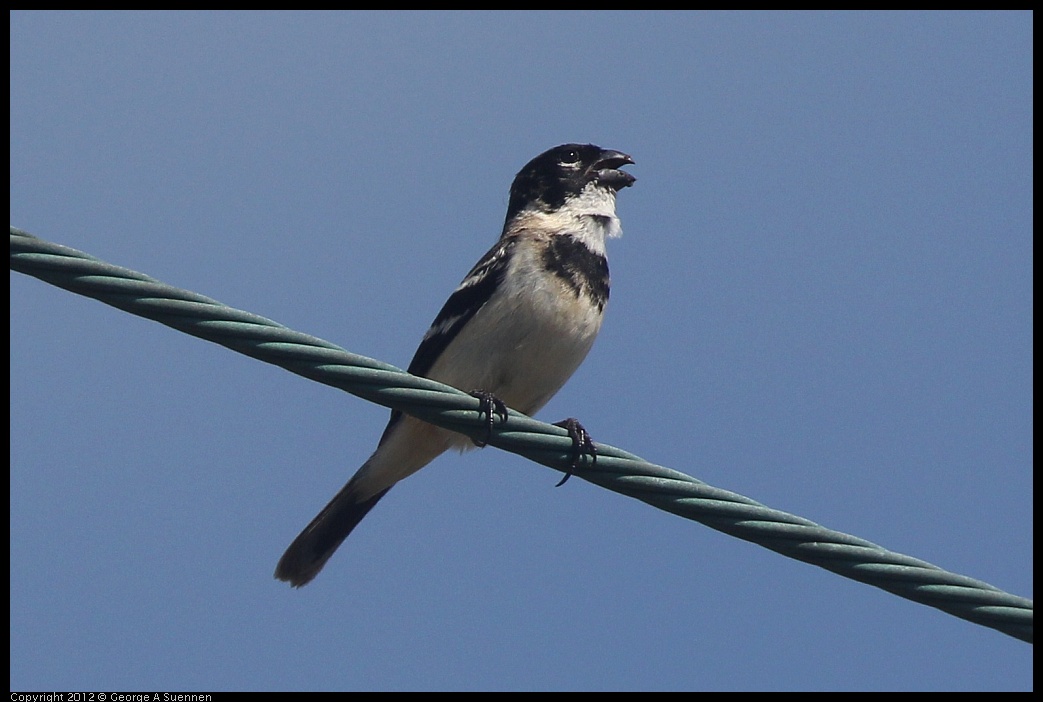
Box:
xmin=560 ymin=149 xmax=581 ymax=166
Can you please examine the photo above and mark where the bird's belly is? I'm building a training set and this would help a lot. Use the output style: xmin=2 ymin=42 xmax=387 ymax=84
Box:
xmin=426 ymin=283 xmax=602 ymax=420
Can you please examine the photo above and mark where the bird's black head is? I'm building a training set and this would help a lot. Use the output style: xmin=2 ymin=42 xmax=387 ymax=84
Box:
xmin=505 ymin=143 xmax=635 ymax=223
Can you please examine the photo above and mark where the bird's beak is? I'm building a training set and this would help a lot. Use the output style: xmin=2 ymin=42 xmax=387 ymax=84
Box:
xmin=591 ymin=150 xmax=636 ymax=190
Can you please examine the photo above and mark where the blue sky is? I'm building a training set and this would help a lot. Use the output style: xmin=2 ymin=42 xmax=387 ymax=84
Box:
xmin=10 ymin=11 xmax=1032 ymax=691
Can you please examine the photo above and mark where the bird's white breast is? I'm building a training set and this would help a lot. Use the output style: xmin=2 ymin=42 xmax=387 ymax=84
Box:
xmin=426 ymin=234 xmax=604 ymax=420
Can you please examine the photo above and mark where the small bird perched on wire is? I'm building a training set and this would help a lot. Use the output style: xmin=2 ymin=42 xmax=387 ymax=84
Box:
xmin=275 ymin=143 xmax=635 ymax=587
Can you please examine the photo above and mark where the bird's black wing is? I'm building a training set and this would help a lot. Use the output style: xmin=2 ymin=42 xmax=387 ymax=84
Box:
xmin=378 ymin=236 xmax=517 ymax=444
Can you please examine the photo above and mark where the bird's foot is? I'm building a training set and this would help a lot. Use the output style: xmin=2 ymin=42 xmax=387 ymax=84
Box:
xmin=552 ymin=417 xmax=597 ymax=487
xmin=469 ymin=390 xmax=509 ymax=447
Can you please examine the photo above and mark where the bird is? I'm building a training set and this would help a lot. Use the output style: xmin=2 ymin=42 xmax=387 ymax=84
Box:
xmin=275 ymin=143 xmax=635 ymax=587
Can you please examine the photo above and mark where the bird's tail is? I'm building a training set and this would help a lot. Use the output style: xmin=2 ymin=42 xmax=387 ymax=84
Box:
xmin=274 ymin=477 xmax=392 ymax=588
xmin=275 ymin=416 xmax=455 ymax=587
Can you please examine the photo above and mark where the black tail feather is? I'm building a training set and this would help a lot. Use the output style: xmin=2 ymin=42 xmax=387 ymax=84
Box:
xmin=274 ymin=485 xmax=392 ymax=587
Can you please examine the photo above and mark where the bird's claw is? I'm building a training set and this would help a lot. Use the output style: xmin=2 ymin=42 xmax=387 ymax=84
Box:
xmin=552 ymin=417 xmax=597 ymax=487
xmin=469 ymin=390 xmax=508 ymax=447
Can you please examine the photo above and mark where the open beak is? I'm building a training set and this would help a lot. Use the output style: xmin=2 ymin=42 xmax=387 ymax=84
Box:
xmin=590 ymin=149 xmax=636 ymax=191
